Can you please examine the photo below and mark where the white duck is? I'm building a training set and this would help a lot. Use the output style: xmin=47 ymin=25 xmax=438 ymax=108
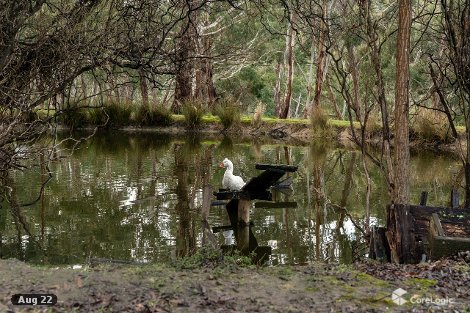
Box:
xmin=219 ymin=158 xmax=245 ymax=191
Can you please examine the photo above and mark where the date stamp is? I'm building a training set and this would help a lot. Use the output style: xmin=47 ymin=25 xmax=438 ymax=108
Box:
xmin=11 ymin=294 xmax=57 ymax=306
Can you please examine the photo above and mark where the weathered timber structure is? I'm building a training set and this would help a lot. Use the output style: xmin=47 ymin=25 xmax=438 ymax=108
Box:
xmin=212 ymin=163 xmax=298 ymax=263
xmin=370 ymin=191 xmax=470 ymax=264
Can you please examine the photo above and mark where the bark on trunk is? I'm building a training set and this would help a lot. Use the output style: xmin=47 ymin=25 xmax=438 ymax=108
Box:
xmin=139 ymin=68 xmax=149 ymax=107
xmin=173 ymin=1 xmax=197 ymax=113
xmin=274 ymin=61 xmax=283 ymax=117
xmin=393 ymin=0 xmax=412 ymax=205
xmin=312 ymin=3 xmax=328 ymax=110
xmin=280 ymin=15 xmax=295 ymax=119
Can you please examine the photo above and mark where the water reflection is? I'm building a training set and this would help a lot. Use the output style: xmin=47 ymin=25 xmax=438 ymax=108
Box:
xmin=0 ymin=131 xmax=461 ymax=265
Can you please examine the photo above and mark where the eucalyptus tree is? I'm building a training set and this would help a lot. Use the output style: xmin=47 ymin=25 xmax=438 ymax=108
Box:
xmin=428 ymin=0 xmax=470 ymax=206
xmin=0 ymin=0 xmax=239 ymax=173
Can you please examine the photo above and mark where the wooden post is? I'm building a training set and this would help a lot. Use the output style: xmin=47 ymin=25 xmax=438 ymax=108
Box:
xmin=419 ymin=191 xmax=428 ymax=206
xmin=386 ymin=204 xmax=417 ymax=263
xmin=238 ymin=199 xmax=251 ymax=226
xmin=369 ymin=226 xmax=390 ymax=262
xmin=450 ymin=188 xmax=459 ymax=209
xmin=236 ymin=225 xmax=250 ymax=253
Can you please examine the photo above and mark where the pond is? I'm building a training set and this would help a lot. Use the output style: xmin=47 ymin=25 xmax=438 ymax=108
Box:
xmin=0 ymin=131 xmax=461 ymax=266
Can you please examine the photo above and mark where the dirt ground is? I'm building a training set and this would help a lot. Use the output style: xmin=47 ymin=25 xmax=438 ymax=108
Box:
xmin=1 ymin=257 xmax=469 ymax=313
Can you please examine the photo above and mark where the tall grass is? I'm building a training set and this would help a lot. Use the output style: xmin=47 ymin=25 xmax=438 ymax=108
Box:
xmin=182 ymin=101 xmax=204 ymax=129
xmin=252 ymin=102 xmax=265 ymax=128
xmin=87 ymin=101 xmax=133 ymax=127
xmin=310 ymin=106 xmax=333 ymax=137
xmin=135 ymin=105 xmax=173 ymax=126
xmin=411 ymin=107 xmax=451 ymax=142
xmin=104 ymin=101 xmax=133 ymax=126
xmin=58 ymin=108 xmax=89 ymax=128
xmin=215 ymin=100 xmax=241 ymax=130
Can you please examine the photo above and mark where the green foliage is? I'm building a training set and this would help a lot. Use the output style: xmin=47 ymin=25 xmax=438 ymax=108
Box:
xmin=103 ymin=101 xmax=133 ymax=127
xmin=58 ymin=108 xmax=89 ymax=129
xmin=216 ymin=66 xmax=275 ymax=115
xmin=182 ymin=102 xmax=205 ymax=129
xmin=86 ymin=101 xmax=134 ymax=127
xmin=365 ymin=112 xmax=382 ymax=134
xmin=135 ymin=105 xmax=173 ymax=126
xmin=175 ymin=247 xmax=251 ymax=270
xmin=176 ymin=247 xmax=222 ymax=269
xmin=88 ymin=107 xmax=108 ymax=126
xmin=310 ymin=106 xmax=333 ymax=137
xmin=411 ymin=108 xmax=452 ymax=142
xmin=215 ymin=100 xmax=241 ymax=130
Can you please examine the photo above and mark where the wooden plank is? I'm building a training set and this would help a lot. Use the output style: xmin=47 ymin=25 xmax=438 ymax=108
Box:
xmin=255 ymin=164 xmax=298 ymax=172
xmin=386 ymin=204 xmax=417 ymax=264
xmin=272 ymin=177 xmax=293 ymax=189
xmin=215 ymin=190 xmax=249 ymax=200
xmin=211 ymin=200 xmax=228 ymax=206
xmin=242 ymin=169 xmax=286 ymax=194
xmin=431 ymin=213 xmax=445 ymax=237
xmin=410 ymin=205 xmax=470 ymax=217
xmin=254 ymin=201 xmax=297 ymax=209
xmin=238 ymin=199 xmax=251 ymax=226
xmin=212 ymin=225 xmax=233 ymax=233
xmin=369 ymin=226 xmax=390 ymax=262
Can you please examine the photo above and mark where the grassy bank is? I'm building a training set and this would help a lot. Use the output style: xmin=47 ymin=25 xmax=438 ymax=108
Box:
xmin=34 ymin=106 xmax=467 ymax=151
xmin=1 ymin=256 xmax=468 ymax=312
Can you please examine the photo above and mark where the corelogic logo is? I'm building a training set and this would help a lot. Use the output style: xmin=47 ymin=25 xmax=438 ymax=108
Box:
xmin=392 ymin=288 xmax=408 ymax=305
xmin=391 ymin=288 xmax=455 ymax=306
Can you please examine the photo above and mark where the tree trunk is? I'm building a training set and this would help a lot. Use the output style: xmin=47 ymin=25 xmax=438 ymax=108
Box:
xmin=195 ymin=10 xmax=217 ymax=111
xmin=274 ymin=61 xmax=283 ymax=117
xmin=173 ymin=1 xmax=197 ymax=113
xmin=327 ymin=81 xmax=342 ymax=119
xmin=304 ymin=41 xmax=315 ymax=118
xmin=393 ymin=0 xmax=412 ymax=204
xmin=312 ymin=2 xmax=328 ymax=111
xmin=280 ymin=14 xmax=295 ymax=119
xmin=359 ymin=0 xmax=394 ymax=198
xmin=347 ymin=44 xmax=362 ymax=121
xmin=174 ymin=31 xmax=193 ymax=112
xmin=139 ymin=68 xmax=149 ymax=107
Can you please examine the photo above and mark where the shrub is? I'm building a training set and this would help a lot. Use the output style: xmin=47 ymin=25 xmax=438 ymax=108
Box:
xmin=182 ymin=101 xmax=204 ymax=129
xmin=58 ymin=108 xmax=88 ymax=128
xmin=310 ymin=106 xmax=332 ymax=137
xmin=215 ymin=101 xmax=241 ymax=130
xmin=412 ymin=107 xmax=451 ymax=142
xmin=365 ymin=112 xmax=382 ymax=134
xmin=88 ymin=107 xmax=108 ymax=126
xmin=252 ymin=102 xmax=264 ymax=128
xmin=135 ymin=105 xmax=172 ymax=126
xmin=104 ymin=100 xmax=132 ymax=127
xmin=175 ymin=246 xmax=252 ymax=270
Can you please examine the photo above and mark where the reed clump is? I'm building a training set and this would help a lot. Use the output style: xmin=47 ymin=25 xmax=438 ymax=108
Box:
xmin=252 ymin=102 xmax=265 ymax=128
xmin=182 ymin=101 xmax=205 ymax=129
xmin=310 ymin=106 xmax=333 ymax=137
xmin=215 ymin=100 xmax=241 ymax=130
xmin=135 ymin=105 xmax=173 ymax=126
xmin=412 ymin=107 xmax=451 ymax=142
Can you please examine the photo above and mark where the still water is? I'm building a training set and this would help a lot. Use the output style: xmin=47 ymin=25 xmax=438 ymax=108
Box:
xmin=0 ymin=131 xmax=461 ymax=265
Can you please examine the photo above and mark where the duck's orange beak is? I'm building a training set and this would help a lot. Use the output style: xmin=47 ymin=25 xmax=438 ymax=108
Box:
xmin=219 ymin=162 xmax=224 ymax=168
